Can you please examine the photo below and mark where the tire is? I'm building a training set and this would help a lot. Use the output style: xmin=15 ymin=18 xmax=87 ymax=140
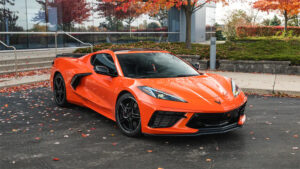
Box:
xmin=53 ymin=73 xmax=69 ymax=107
xmin=115 ymin=93 xmax=142 ymax=137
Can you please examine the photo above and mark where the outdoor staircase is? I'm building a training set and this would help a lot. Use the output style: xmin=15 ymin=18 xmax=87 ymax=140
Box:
xmin=0 ymin=48 xmax=75 ymax=75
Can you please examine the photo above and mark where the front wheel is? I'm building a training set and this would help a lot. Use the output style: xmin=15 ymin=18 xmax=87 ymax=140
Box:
xmin=115 ymin=93 xmax=142 ymax=137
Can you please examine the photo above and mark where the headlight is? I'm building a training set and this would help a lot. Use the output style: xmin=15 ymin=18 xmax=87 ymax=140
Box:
xmin=138 ymin=86 xmax=187 ymax=103
xmin=231 ymin=80 xmax=241 ymax=97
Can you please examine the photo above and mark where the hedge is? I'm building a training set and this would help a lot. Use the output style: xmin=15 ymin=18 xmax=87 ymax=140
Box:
xmin=236 ymin=26 xmax=300 ymax=37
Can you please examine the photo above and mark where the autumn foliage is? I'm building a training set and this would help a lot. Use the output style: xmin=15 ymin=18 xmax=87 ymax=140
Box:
xmin=253 ymin=0 xmax=300 ymax=32
xmin=47 ymin=0 xmax=91 ymax=26
xmin=236 ymin=26 xmax=300 ymax=37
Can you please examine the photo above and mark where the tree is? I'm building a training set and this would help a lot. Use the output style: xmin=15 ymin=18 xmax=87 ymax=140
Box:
xmin=253 ymin=0 xmax=300 ymax=33
xmin=270 ymin=15 xmax=281 ymax=26
xmin=223 ymin=10 xmax=253 ymax=40
xmin=261 ymin=18 xmax=271 ymax=26
xmin=288 ymin=15 xmax=299 ymax=26
xmin=103 ymin=0 xmax=230 ymax=49
xmin=0 ymin=0 xmax=22 ymax=31
xmin=149 ymin=9 xmax=168 ymax=27
xmin=96 ymin=1 xmax=142 ymax=31
xmin=34 ymin=0 xmax=91 ymax=31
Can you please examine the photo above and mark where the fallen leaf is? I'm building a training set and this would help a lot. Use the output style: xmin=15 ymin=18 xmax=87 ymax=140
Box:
xmin=249 ymin=131 xmax=254 ymax=135
xmin=35 ymin=137 xmax=40 ymax=140
xmin=206 ymin=158 xmax=212 ymax=162
xmin=81 ymin=133 xmax=88 ymax=138
xmin=112 ymin=142 xmax=118 ymax=146
xmin=147 ymin=150 xmax=153 ymax=153
xmin=53 ymin=158 xmax=60 ymax=161
xmin=249 ymin=105 xmax=253 ymax=108
xmin=293 ymin=134 xmax=299 ymax=138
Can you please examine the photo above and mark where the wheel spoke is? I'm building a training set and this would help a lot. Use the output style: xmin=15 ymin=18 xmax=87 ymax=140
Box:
xmin=119 ymin=103 xmax=126 ymax=113
xmin=128 ymin=118 xmax=134 ymax=130
xmin=55 ymin=79 xmax=61 ymax=89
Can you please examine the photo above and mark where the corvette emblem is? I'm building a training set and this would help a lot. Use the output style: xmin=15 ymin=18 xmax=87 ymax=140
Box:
xmin=215 ymin=100 xmax=221 ymax=104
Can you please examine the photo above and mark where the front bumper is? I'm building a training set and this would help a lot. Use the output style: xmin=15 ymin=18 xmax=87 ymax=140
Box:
xmin=139 ymin=101 xmax=247 ymax=136
xmin=144 ymin=122 xmax=242 ymax=136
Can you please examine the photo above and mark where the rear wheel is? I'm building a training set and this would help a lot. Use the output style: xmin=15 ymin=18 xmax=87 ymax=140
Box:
xmin=116 ymin=93 xmax=142 ymax=137
xmin=53 ymin=73 xmax=68 ymax=107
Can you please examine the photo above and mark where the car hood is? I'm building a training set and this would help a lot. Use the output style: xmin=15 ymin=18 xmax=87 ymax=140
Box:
xmin=135 ymin=73 xmax=238 ymax=111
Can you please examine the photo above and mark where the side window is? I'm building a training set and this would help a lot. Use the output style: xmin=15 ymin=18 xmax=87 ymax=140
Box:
xmin=91 ymin=53 xmax=117 ymax=74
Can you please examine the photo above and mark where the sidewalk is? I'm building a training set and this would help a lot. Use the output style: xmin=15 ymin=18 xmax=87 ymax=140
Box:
xmin=0 ymin=71 xmax=299 ymax=96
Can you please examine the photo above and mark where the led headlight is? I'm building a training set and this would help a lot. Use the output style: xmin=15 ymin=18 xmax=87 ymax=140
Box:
xmin=138 ymin=86 xmax=187 ymax=103
xmin=231 ymin=80 xmax=241 ymax=97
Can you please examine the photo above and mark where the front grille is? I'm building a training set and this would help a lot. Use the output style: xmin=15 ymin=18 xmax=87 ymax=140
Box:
xmin=148 ymin=111 xmax=186 ymax=128
xmin=186 ymin=103 xmax=247 ymax=129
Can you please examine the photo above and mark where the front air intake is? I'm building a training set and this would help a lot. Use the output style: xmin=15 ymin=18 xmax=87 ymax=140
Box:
xmin=148 ymin=111 xmax=186 ymax=128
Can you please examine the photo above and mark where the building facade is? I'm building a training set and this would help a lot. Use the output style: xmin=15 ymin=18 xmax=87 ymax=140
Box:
xmin=0 ymin=0 xmax=216 ymax=50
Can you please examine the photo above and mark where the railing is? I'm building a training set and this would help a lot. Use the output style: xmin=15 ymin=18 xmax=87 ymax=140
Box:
xmin=0 ymin=31 xmax=180 ymax=77
xmin=0 ymin=40 xmax=17 ymax=75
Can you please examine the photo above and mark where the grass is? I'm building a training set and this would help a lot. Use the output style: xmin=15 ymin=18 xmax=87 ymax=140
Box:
xmin=74 ymin=38 xmax=300 ymax=65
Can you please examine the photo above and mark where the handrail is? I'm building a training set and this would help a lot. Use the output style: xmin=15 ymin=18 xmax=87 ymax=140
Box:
xmin=0 ymin=31 xmax=180 ymax=75
xmin=63 ymin=32 xmax=93 ymax=53
xmin=0 ymin=40 xmax=17 ymax=76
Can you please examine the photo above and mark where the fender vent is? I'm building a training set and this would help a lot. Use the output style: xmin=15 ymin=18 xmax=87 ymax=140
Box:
xmin=70 ymin=73 xmax=92 ymax=90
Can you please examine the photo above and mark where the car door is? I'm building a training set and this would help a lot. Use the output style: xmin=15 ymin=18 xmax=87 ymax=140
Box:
xmin=81 ymin=53 xmax=119 ymax=118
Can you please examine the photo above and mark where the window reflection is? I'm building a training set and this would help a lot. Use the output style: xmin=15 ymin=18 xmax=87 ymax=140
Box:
xmin=0 ymin=0 xmax=174 ymax=49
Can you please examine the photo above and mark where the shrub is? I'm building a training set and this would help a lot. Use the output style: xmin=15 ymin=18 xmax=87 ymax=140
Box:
xmin=236 ymin=26 xmax=300 ymax=37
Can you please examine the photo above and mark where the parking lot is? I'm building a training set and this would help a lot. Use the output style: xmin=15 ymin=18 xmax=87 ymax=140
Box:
xmin=0 ymin=87 xmax=300 ymax=169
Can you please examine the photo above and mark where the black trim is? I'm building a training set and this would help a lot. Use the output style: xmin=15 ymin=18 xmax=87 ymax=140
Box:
xmin=111 ymin=48 xmax=160 ymax=52
xmin=144 ymin=123 xmax=242 ymax=137
xmin=70 ymin=73 xmax=92 ymax=90
xmin=56 ymin=53 xmax=88 ymax=58
xmin=148 ymin=111 xmax=186 ymax=128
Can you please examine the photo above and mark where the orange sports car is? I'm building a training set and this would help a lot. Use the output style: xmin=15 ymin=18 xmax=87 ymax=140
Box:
xmin=51 ymin=49 xmax=247 ymax=137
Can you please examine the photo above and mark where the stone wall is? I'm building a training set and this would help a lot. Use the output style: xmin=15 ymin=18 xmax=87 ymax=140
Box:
xmin=179 ymin=55 xmax=300 ymax=75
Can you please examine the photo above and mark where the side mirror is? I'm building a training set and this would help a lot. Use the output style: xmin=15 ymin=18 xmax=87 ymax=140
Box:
xmin=192 ymin=63 xmax=200 ymax=70
xmin=94 ymin=66 xmax=117 ymax=77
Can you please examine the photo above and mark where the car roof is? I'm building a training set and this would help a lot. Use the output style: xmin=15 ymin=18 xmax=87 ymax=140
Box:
xmin=111 ymin=48 xmax=159 ymax=52
xmin=111 ymin=48 xmax=168 ymax=55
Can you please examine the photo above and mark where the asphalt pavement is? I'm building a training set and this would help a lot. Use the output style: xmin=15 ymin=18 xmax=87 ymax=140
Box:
xmin=0 ymin=87 xmax=300 ymax=169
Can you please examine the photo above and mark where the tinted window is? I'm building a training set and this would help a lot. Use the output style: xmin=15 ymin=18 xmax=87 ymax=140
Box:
xmin=117 ymin=52 xmax=200 ymax=78
xmin=91 ymin=53 xmax=117 ymax=74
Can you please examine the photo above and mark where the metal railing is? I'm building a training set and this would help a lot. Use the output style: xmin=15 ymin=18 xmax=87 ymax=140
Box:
xmin=0 ymin=31 xmax=180 ymax=77
xmin=0 ymin=40 xmax=17 ymax=75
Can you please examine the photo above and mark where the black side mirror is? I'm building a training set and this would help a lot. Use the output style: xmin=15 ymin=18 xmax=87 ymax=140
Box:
xmin=94 ymin=66 xmax=117 ymax=77
xmin=192 ymin=63 xmax=200 ymax=70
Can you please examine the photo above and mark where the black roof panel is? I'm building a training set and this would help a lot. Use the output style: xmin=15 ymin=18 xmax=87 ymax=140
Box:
xmin=111 ymin=48 xmax=161 ymax=52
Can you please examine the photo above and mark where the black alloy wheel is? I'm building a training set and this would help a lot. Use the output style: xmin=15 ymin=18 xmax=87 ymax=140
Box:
xmin=53 ymin=73 xmax=68 ymax=107
xmin=116 ymin=93 xmax=142 ymax=137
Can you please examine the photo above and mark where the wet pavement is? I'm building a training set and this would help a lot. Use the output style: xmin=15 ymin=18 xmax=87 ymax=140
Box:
xmin=0 ymin=87 xmax=300 ymax=169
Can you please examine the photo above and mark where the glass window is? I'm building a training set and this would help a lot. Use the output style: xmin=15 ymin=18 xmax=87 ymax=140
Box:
xmin=91 ymin=53 xmax=117 ymax=74
xmin=117 ymin=52 xmax=200 ymax=78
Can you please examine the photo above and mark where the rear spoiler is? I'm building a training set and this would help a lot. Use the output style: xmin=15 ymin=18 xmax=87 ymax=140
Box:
xmin=56 ymin=53 xmax=88 ymax=58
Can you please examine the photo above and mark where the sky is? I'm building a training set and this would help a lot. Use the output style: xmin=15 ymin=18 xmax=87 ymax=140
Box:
xmin=215 ymin=0 xmax=281 ymax=24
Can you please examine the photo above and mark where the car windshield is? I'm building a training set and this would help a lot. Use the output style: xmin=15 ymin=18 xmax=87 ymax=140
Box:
xmin=116 ymin=52 xmax=200 ymax=78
